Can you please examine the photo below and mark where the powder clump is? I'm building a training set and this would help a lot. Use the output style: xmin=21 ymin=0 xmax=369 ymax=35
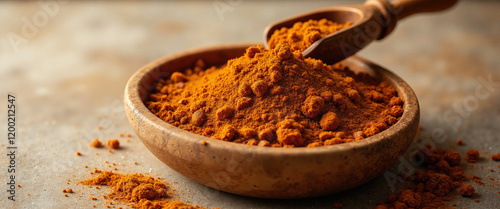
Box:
xmin=108 ymin=139 xmax=120 ymax=149
xmin=81 ymin=171 xmax=205 ymax=209
xmin=490 ymin=153 xmax=500 ymax=161
xmin=90 ymin=139 xmax=103 ymax=148
xmin=459 ymin=184 xmax=475 ymax=197
xmin=466 ymin=149 xmax=479 ymax=163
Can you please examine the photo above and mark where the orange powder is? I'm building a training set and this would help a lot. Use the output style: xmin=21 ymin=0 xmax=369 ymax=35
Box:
xmin=81 ymin=171 xmax=206 ymax=209
xmin=147 ymin=43 xmax=403 ymax=147
xmin=108 ymin=139 xmax=120 ymax=149
xmin=268 ymin=19 xmax=352 ymax=52
xmin=466 ymin=149 xmax=479 ymax=163
xmin=90 ymin=139 xmax=103 ymax=148
xmin=459 ymin=184 xmax=475 ymax=197
xmin=375 ymin=146 xmax=468 ymax=209
xmin=491 ymin=153 xmax=500 ymax=161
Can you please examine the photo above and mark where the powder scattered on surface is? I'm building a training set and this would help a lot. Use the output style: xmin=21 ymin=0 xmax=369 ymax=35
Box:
xmin=472 ymin=175 xmax=484 ymax=185
xmin=90 ymin=139 xmax=103 ymax=148
xmin=81 ymin=171 xmax=207 ymax=209
xmin=108 ymin=139 xmax=120 ymax=149
xmin=375 ymin=146 xmax=466 ymax=209
xmin=466 ymin=149 xmax=479 ymax=163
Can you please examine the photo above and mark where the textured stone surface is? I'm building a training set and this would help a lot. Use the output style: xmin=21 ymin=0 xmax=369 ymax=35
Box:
xmin=0 ymin=1 xmax=499 ymax=208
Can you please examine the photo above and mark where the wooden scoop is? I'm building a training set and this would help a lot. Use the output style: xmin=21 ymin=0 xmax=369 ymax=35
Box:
xmin=264 ymin=0 xmax=458 ymax=64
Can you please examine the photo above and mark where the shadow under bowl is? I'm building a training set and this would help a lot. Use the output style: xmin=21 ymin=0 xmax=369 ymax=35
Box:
xmin=124 ymin=42 xmax=420 ymax=199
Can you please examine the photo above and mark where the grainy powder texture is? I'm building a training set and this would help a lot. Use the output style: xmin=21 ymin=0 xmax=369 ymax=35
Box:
xmin=146 ymin=19 xmax=403 ymax=147
xmin=81 ymin=171 xmax=207 ymax=209
xmin=375 ymin=147 xmax=469 ymax=209
xmin=146 ymin=44 xmax=403 ymax=147
xmin=268 ymin=19 xmax=352 ymax=52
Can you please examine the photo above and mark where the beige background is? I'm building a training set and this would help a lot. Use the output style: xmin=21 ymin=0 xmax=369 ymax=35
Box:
xmin=1 ymin=0 xmax=499 ymax=208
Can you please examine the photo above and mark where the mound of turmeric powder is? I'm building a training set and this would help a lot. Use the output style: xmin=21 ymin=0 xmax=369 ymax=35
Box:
xmin=146 ymin=19 xmax=403 ymax=147
xmin=81 ymin=171 xmax=205 ymax=209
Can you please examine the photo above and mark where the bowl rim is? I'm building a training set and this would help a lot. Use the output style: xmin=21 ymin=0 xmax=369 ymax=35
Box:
xmin=124 ymin=42 xmax=419 ymax=156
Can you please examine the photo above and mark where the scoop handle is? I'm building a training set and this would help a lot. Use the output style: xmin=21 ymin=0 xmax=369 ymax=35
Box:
xmin=392 ymin=0 xmax=458 ymax=20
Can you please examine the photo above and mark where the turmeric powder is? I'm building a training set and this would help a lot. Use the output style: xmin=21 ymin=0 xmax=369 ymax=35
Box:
xmin=375 ymin=146 xmax=468 ymax=209
xmin=108 ymin=139 xmax=120 ymax=149
xmin=268 ymin=19 xmax=352 ymax=52
xmin=90 ymin=139 xmax=103 ymax=148
xmin=81 ymin=171 xmax=206 ymax=209
xmin=466 ymin=149 xmax=479 ymax=163
xmin=146 ymin=19 xmax=403 ymax=147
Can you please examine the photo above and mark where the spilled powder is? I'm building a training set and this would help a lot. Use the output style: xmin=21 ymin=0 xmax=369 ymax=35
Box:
xmin=81 ymin=171 xmax=208 ymax=209
xmin=375 ymin=146 xmax=471 ymax=209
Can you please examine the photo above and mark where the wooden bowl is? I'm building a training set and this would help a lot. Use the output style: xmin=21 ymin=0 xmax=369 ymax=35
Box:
xmin=124 ymin=43 xmax=420 ymax=199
